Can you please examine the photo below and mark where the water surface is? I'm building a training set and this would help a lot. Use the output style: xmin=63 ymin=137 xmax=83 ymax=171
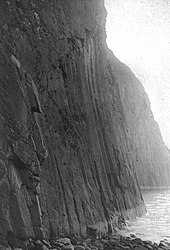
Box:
xmin=121 ymin=189 xmax=170 ymax=243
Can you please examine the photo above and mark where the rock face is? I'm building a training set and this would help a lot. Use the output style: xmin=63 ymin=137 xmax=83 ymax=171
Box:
xmin=107 ymin=52 xmax=170 ymax=188
xmin=0 ymin=0 xmax=169 ymax=248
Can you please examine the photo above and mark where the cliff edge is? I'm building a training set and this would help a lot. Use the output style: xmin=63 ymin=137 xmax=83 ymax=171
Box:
xmin=107 ymin=52 xmax=170 ymax=188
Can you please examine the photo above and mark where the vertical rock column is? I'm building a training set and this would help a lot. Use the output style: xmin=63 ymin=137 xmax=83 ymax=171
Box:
xmin=0 ymin=52 xmax=48 ymax=246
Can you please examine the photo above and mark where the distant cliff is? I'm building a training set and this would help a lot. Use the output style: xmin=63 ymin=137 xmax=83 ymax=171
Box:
xmin=0 ymin=0 xmax=169 ymax=248
xmin=107 ymin=52 xmax=170 ymax=188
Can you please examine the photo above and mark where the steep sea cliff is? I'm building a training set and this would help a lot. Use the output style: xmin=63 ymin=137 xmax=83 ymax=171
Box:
xmin=0 ymin=0 xmax=169 ymax=248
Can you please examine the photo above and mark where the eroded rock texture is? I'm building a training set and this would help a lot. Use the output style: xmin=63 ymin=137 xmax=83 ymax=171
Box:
xmin=0 ymin=0 xmax=169 ymax=248
xmin=107 ymin=52 xmax=170 ymax=188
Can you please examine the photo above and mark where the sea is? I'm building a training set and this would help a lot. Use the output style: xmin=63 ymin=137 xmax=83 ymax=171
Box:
xmin=120 ymin=189 xmax=170 ymax=243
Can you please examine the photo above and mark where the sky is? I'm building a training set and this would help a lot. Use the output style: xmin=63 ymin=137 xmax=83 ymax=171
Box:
xmin=105 ymin=0 xmax=170 ymax=148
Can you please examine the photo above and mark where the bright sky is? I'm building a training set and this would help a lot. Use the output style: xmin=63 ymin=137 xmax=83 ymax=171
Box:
xmin=105 ymin=0 xmax=170 ymax=148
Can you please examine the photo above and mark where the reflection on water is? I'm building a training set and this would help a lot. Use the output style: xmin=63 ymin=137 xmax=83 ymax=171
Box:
xmin=121 ymin=189 xmax=170 ymax=243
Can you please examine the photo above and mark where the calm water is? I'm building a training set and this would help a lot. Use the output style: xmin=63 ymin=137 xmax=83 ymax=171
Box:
xmin=121 ymin=189 xmax=170 ymax=243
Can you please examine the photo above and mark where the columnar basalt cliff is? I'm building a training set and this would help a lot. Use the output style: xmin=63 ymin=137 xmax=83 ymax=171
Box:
xmin=0 ymin=0 xmax=169 ymax=248
xmin=107 ymin=52 xmax=170 ymax=188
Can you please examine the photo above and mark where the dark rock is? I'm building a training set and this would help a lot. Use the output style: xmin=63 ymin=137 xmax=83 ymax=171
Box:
xmin=90 ymin=240 xmax=103 ymax=249
xmin=42 ymin=239 xmax=51 ymax=248
xmin=51 ymin=242 xmax=64 ymax=248
xmin=0 ymin=0 xmax=170 ymax=244
xmin=50 ymin=238 xmax=74 ymax=250
xmin=34 ymin=240 xmax=50 ymax=250
xmin=62 ymin=245 xmax=74 ymax=250
xmin=70 ymin=235 xmax=80 ymax=246
xmin=0 ymin=246 xmax=11 ymax=250
xmin=133 ymin=246 xmax=149 ymax=250
xmin=89 ymin=247 xmax=98 ymax=250
xmin=84 ymin=246 xmax=91 ymax=250
xmin=130 ymin=234 xmax=136 ymax=238
xmin=159 ymin=241 xmax=170 ymax=249
xmin=118 ymin=246 xmax=130 ymax=250
xmin=74 ymin=245 xmax=85 ymax=250
xmin=57 ymin=238 xmax=72 ymax=246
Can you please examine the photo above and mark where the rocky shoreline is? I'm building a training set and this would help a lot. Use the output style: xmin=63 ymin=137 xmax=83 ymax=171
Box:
xmin=2 ymin=234 xmax=170 ymax=250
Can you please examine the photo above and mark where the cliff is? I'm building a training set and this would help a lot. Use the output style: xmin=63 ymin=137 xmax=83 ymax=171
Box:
xmin=107 ymin=52 xmax=170 ymax=188
xmin=0 ymin=0 xmax=169 ymax=249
